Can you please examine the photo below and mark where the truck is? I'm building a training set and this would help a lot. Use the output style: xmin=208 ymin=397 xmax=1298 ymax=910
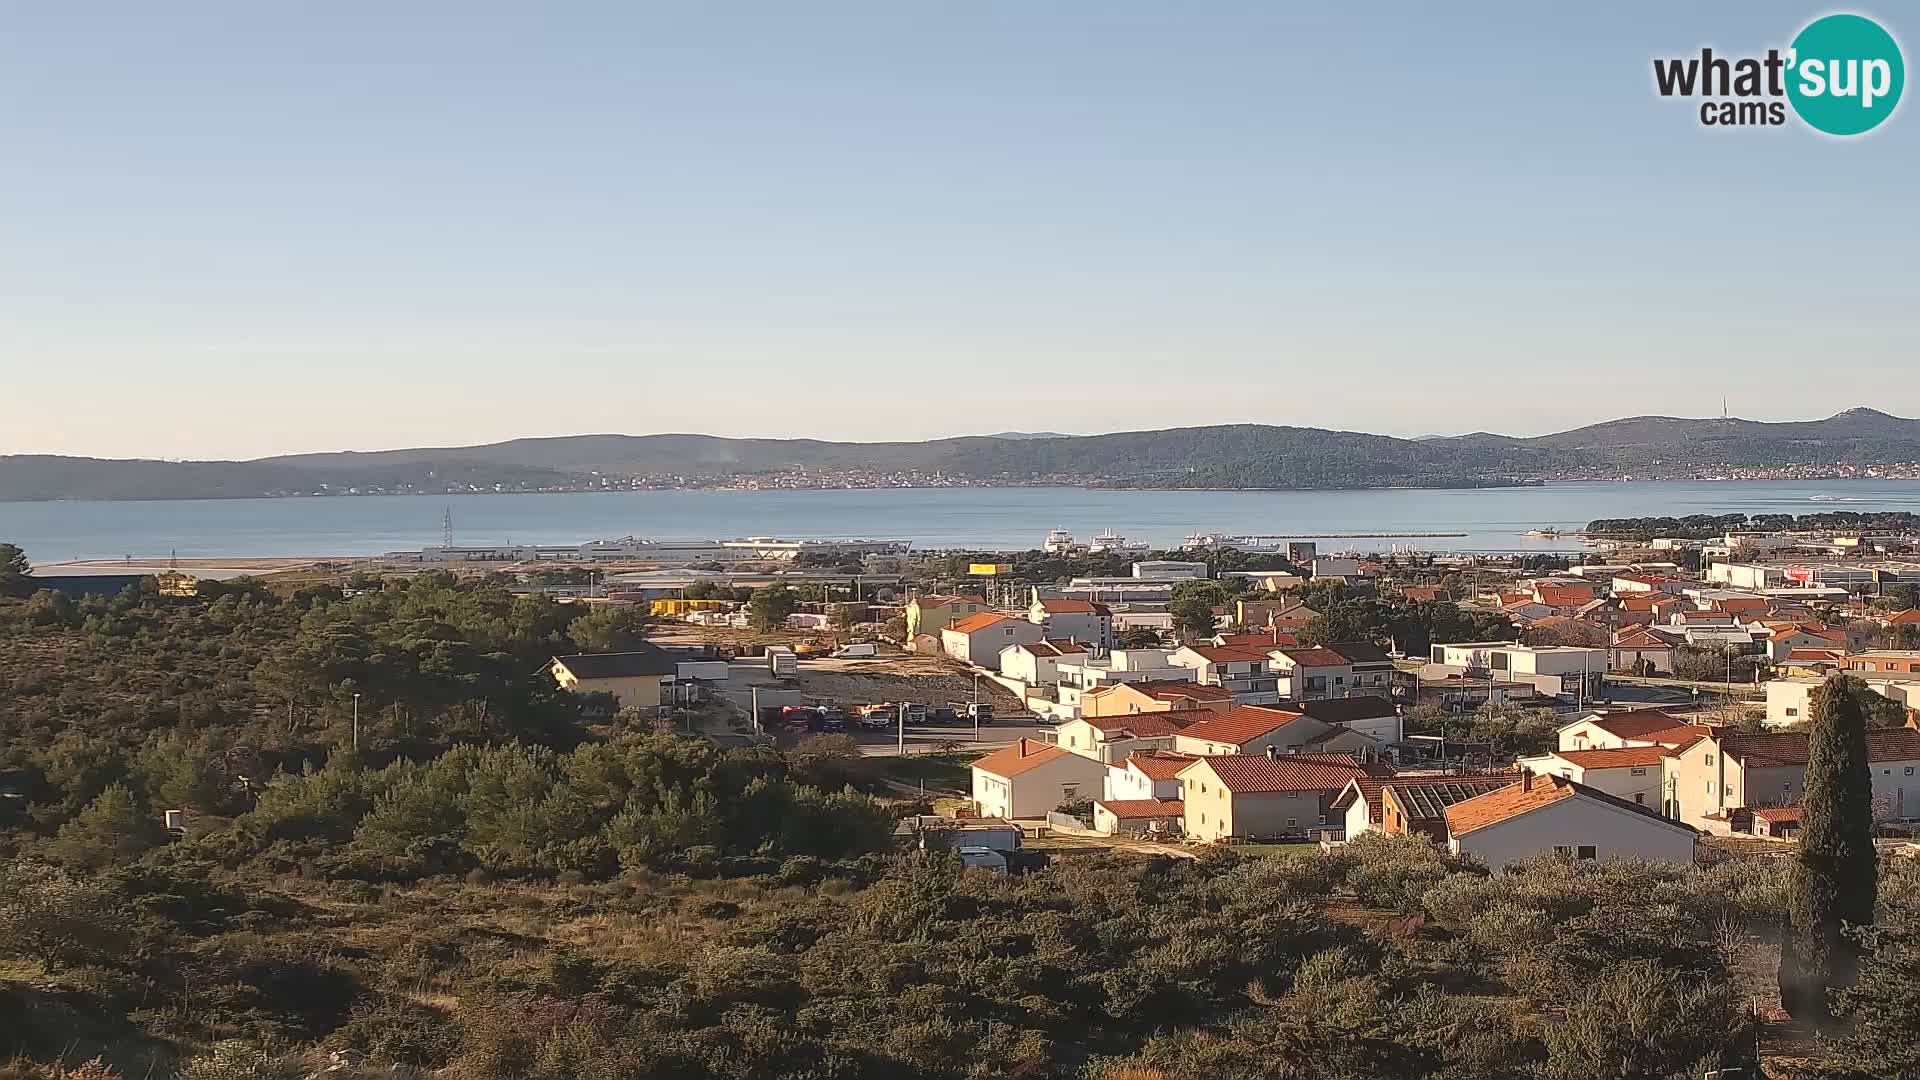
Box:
xmin=765 ymin=646 xmax=798 ymax=678
xmin=949 ymin=702 xmax=993 ymax=725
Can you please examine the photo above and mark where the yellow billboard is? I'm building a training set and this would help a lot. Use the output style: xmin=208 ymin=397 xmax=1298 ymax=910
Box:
xmin=968 ymin=562 xmax=1013 ymax=576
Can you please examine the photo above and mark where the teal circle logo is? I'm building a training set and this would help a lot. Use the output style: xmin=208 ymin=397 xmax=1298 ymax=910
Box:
xmin=1786 ymin=14 xmax=1904 ymax=135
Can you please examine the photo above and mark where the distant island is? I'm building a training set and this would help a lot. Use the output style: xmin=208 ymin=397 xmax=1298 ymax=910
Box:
xmin=7 ymin=408 xmax=1920 ymax=502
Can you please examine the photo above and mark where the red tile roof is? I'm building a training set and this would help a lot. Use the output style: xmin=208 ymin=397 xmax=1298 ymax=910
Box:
xmin=1534 ymin=584 xmax=1597 ymax=607
xmin=1721 ymin=728 xmax=1920 ymax=769
xmin=1333 ymin=772 xmax=1523 ymax=824
xmin=1176 ymin=706 xmax=1308 ymax=746
xmin=1888 ymin=609 xmax=1920 ymax=626
xmin=1183 ymin=645 xmax=1273 ymax=664
xmin=1443 ymin=773 xmax=1689 ymax=837
xmin=1143 ymin=681 xmax=1234 ymax=702
xmin=1613 ymin=629 xmax=1674 ymax=650
xmin=947 ymin=612 xmax=1013 ymax=634
xmin=1273 ymin=646 xmax=1352 ymax=668
xmin=1184 ymin=754 xmax=1371 ymax=794
xmin=1037 ymin=598 xmax=1107 ymax=615
xmin=1553 ymin=746 xmax=1671 ymax=769
xmin=1217 ymin=631 xmax=1301 ymax=649
xmin=1580 ymin=710 xmax=1693 ymax=740
xmin=1750 ymin=805 xmax=1803 ymax=823
xmin=971 ymin=738 xmax=1078 ymax=779
xmin=1079 ymin=709 xmax=1210 ymax=738
xmin=1125 ymin=750 xmax=1199 ymax=780
xmin=1096 ymin=798 xmax=1184 ymax=819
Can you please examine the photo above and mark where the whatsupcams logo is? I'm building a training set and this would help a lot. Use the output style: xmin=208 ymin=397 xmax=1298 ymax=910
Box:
xmin=1653 ymin=13 xmax=1904 ymax=134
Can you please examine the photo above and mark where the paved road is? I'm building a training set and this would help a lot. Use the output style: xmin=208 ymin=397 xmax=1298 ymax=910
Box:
xmin=851 ymin=716 xmax=1058 ymax=757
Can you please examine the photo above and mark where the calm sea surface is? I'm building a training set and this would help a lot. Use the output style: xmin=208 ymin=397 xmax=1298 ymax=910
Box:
xmin=8 ymin=480 xmax=1920 ymax=564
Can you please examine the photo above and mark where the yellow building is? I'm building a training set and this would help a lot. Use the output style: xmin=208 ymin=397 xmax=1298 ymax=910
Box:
xmin=549 ymin=648 xmax=677 ymax=710
xmin=905 ymin=593 xmax=989 ymax=638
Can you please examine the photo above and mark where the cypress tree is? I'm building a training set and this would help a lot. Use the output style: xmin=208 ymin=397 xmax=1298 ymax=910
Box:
xmin=1778 ymin=675 xmax=1879 ymax=1022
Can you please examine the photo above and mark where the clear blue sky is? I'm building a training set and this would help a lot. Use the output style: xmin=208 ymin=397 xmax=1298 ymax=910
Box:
xmin=3 ymin=2 xmax=1914 ymax=459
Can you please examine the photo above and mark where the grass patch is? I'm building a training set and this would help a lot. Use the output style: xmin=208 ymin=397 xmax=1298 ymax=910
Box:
xmin=1233 ymin=842 xmax=1322 ymax=859
xmin=877 ymin=752 xmax=981 ymax=791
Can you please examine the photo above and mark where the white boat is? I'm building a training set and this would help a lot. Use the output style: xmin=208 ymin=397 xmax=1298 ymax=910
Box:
xmin=1181 ymin=532 xmax=1284 ymax=552
xmin=1087 ymin=528 xmax=1148 ymax=554
xmin=1043 ymin=528 xmax=1076 ymax=554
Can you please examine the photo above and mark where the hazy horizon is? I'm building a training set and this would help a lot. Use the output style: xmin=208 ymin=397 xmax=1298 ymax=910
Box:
xmin=5 ymin=2 xmax=1916 ymax=459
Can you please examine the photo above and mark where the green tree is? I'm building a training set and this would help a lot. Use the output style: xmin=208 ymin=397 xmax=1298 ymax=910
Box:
xmin=49 ymin=783 xmax=165 ymax=870
xmin=0 ymin=541 xmax=30 ymax=598
xmin=1169 ymin=594 xmax=1218 ymax=642
xmin=747 ymin=584 xmax=801 ymax=630
xmin=1780 ymin=675 xmax=1879 ymax=1022
xmin=0 ymin=861 xmax=128 ymax=970
xmin=1829 ymin=904 xmax=1920 ymax=1077
xmin=567 ymin=604 xmax=653 ymax=652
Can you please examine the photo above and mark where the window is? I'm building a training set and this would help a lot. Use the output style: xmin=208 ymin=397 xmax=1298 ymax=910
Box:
xmin=1553 ymin=845 xmax=1574 ymax=857
xmin=1634 ymin=793 xmax=1646 ymax=805
xmin=1706 ymin=781 xmax=1714 ymax=794
xmin=1062 ymin=784 xmax=1079 ymax=799
xmin=1705 ymin=754 xmax=1715 ymax=765
xmin=1630 ymin=766 xmax=1647 ymax=776
xmin=1577 ymin=845 xmax=1597 ymax=861
xmin=1785 ymin=707 xmax=1799 ymax=717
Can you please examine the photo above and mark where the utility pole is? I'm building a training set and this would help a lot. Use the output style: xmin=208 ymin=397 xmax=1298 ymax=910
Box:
xmin=972 ymin=673 xmax=981 ymax=742
xmin=897 ymin=702 xmax=907 ymax=757
xmin=750 ymin=686 xmax=761 ymax=736
xmin=351 ymin=693 xmax=361 ymax=753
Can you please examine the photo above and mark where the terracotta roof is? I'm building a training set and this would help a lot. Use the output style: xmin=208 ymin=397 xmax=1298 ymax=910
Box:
xmin=1096 ymin=798 xmax=1184 ymax=819
xmin=1177 ymin=706 xmax=1309 ymax=746
xmin=1289 ymin=697 xmax=1397 ymax=724
xmin=1578 ymin=710 xmax=1692 ymax=740
xmin=1888 ymin=609 xmax=1920 ymax=626
xmin=1184 ymin=754 xmax=1371 ymax=794
xmin=1217 ymin=631 xmax=1301 ymax=649
xmin=1712 ymin=597 xmax=1773 ymax=612
xmin=1012 ymin=639 xmax=1088 ymax=657
xmin=1402 ymin=586 xmax=1445 ymax=602
xmin=1534 ymin=585 xmax=1596 ymax=607
xmin=1721 ymin=728 xmax=1920 ymax=769
xmin=1613 ymin=629 xmax=1673 ymax=650
xmin=1143 ymin=681 xmax=1234 ymax=702
xmin=1079 ymin=709 xmax=1210 ymax=738
xmin=1037 ymin=598 xmax=1106 ymax=615
xmin=1125 ymin=750 xmax=1199 ymax=780
xmin=1552 ymin=746 xmax=1671 ymax=769
xmin=1785 ymin=649 xmax=1846 ymax=663
xmin=971 ymin=738 xmax=1078 ymax=779
xmin=1273 ymin=646 xmax=1352 ymax=668
xmin=1183 ymin=645 xmax=1273 ymax=664
xmin=1771 ymin=623 xmax=1845 ymax=641
xmin=1750 ymin=805 xmax=1803 ymax=823
xmin=1444 ymin=773 xmax=1691 ymax=837
xmin=946 ymin=612 xmax=1013 ymax=634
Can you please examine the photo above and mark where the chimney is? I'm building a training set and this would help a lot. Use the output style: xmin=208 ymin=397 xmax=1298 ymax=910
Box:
xmin=1265 ymin=744 xmax=1279 ymax=760
xmin=1520 ymin=768 xmax=1533 ymax=792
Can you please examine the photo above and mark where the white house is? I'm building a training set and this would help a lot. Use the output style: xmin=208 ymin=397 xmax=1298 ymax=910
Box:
xmin=1029 ymin=598 xmax=1114 ymax=650
xmin=1443 ymin=773 xmax=1698 ymax=867
xmin=1179 ymin=753 xmax=1371 ymax=842
xmin=1513 ymin=746 xmax=1668 ymax=811
xmin=1290 ymin=697 xmax=1404 ymax=744
xmin=1104 ymin=749 xmax=1195 ymax=802
xmin=1766 ymin=675 xmax=1920 ymax=728
xmin=1556 ymin=710 xmax=1703 ymax=752
xmin=1092 ymin=799 xmax=1185 ymax=836
xmin=999 ymin=639 xmax=1090 ymax=687
xmin=970 ymin=738 xmax=1110 ymax=819
xmin=1053 ymin=709 xmax=1207 ymax=764
xmin=942 ymin=613 xmax=1044 ymax=670
xmin=1331 ymin=773 xmax=1524 ymax=842
xmin=1168 ymin=645 xmax=1281 ymax=704
xmin=1267 ymin=646 xmax=1356 ymax=701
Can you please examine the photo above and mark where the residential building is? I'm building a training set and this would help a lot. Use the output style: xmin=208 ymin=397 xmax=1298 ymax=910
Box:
xmin=1849 ymin=650 xmax=1920 ymax=675
xmin=941 ymin=613 xmax=1044 ymax=670
xmin=1168 ymin=645 xmax=1282 ymax=704
xmin=1323 ymin=640 xmax=1397 ymax=697
xmin=1171 ymin=706 xmax=1375 ymax=758
xmin=1332 ymin=773 xmax=1524 ymax=842
xmin=1426 ymin=641 xmax=1606 ymax=699
xmin=1131 ymin=560 xmax=1209 ymax=580
xmin=906 ymin=593 xmax=989 ymax=638
xmin=1443 ymin=773 xmax=1698 ymax=866
xmin=1029 ymin=598 xmax=1114 ymax=649
xmin=1267 ymin=646 xmax=1356 ymax=701
xmin=1766 ymin=674 xmax=1920 ymax=727
xmin=1285 ymin=696 xmax=1404 ymax=744
xmin=1762 ymin=624 xmax=1848 ymax=661
xmin=1053 ymin=709 xmax=1209 ymax=763
xmin=1611 ymin=628 xmax=1676 ymax=674
xmin=1104 ymin=749 xmax=1195 ymax=802
xmin=999 ymin=639 xmax=1090 ymax=687
xmin=1179 ymin=753 xmax=1374 ymax=842
xmin=1556 ymin=710 xmax=1707 ymax=752
xmin=898 ymin=816 xmax=1021 ymax=853
xmin=1612 ymin=574 xmax=1686 ymax=595
xmin=1514 ymin=746 xmax=1668 ymax=809
xmin=1092 ymin=799 xmax=1185 ymax=836
xmin=1217 ymin=627 xmax=1301 ymax=650
xmin=1665 ymin=727 xmax=1920 ymax=830
xmin=549 ymin=647 xmax=678 ymax=710
xmin=1081 ymin=679 xmax=1233 ymax=717
xmin=970 ymin=739 xmax=1110 ymax=820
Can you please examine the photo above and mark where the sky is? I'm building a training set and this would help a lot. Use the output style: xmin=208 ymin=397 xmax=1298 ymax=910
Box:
xmin=2 ymin=1 xmax=1916 ymax=460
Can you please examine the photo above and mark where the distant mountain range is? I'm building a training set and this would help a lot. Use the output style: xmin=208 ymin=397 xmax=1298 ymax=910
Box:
xmin=6 ymin=409 xmax=1919 ymax=501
